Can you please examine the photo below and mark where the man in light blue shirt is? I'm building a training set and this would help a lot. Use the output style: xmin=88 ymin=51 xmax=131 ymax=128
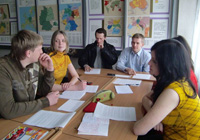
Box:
xmin=116 ymin=33 xmax=151 ymax=75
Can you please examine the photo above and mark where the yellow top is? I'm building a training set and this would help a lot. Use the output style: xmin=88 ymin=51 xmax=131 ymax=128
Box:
xmin=162 ymin=81 xmax=200 ymax=140
xmin=49 ymin=51 xmax=71 ymax=84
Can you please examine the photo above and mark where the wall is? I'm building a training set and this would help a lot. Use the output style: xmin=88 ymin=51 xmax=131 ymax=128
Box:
xmin=177 ymin=0 xmax=197 ymax=46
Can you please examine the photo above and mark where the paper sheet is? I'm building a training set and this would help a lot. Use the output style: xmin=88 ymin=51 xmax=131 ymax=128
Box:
xmin=113 ymin=78 xmax=141 ymax=86
xmin=115 ymin=74 xmax=131 ymax=78
xmin=94 ymin=102 xmax=136 ymax=121
xmin=23 ymin=110 xmax=76 ymax=128
xmin=132 ymin=74 xmax=151 ymax=80
xmin=58 ymin=99 xmax=85 ymax=112
xmin=115 ymin=85 xmax=133 ymax=94
xmin=59 ymin=91 xmax=86 ymax=100
xmin=84 ymin=69 xmax=101 ymax=74
xmin=78 ymin=113 xmax=109 ymax=136
xmin=83 ymin=85 xmax=99 ymax=93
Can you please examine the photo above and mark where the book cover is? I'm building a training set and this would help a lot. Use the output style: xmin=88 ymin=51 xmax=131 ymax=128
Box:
xmin=3 ymin=126 xmax=49 ymax=140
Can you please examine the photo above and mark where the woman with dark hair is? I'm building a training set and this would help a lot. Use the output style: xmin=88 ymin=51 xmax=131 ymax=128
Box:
xmin=173 ymin=35 xmax=198 ymax=93
xmin=133 ymin=39 xmax=200 ymax=139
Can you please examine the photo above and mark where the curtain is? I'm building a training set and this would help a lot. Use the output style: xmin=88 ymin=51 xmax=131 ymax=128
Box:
xmin=191 ymin=0 xmax=200 ymax=94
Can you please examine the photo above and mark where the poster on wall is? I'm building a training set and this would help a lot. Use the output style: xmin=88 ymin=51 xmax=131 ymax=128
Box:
xmin=89 ymin=0 xmax=102 ymax=15
xmin=16 ymin=0 xmax=37 ymax=32
xmin=0 ymin=4 xmax=10 ymax=35
xmin=104 ymin=17 xmax=123 ymax=37
xmin=58 ymin=0 xmax=83 ymax=48
xmin=128 ymin=0 xmax=150 ymax=15
xmin=36 ymin=0 xmax=58 ymax=46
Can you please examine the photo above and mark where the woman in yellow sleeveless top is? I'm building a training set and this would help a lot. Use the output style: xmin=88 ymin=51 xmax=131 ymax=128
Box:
xmin=133 ymin=39 xmax=200 ymax=140
xmin=48 ymin=30 xmax=86 ymax=91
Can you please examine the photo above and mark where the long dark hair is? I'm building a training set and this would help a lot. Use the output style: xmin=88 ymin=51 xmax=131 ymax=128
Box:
xmin=151 ymin=39 xmax=196 ymax=102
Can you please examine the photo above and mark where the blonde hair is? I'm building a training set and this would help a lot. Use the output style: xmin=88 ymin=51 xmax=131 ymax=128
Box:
xmin=50 ymin=30 xmax=69 ymax=54
xmin=11 ymin=30 xmax=43 ymax=60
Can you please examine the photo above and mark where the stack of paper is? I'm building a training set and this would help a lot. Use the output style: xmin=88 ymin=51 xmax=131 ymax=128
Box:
xmin=23 ymin=110 xmax=76 ymax=128
xmin=78 ymin=113 xmax=109 ymax=136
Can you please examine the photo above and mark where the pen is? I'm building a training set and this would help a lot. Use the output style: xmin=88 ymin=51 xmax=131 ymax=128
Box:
xmin=107 ymin=73 xmax=115 ymax=76
xmin=78 ymin=78 xmax=82 ymax=82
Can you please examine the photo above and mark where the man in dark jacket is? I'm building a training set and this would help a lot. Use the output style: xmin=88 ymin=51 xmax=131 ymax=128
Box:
xmin=78 ymin=28 xmax=118 ymax=71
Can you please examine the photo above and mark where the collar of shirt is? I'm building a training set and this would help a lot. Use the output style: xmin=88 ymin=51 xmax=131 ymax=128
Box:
xmin=131 ymin=48 xmax=142 ymax=57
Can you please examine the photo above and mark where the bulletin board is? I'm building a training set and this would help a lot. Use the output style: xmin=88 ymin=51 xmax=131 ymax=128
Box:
xmin=0 ymin=0 xmax=171 ymax=51
xmin=85 ymin=0 xmax=171 ymax=51
xmin=0 ymin=0 xmax=84 ymax=48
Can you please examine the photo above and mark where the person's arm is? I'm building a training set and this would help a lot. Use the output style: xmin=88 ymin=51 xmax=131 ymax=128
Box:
xmin=142 ymin=52 xmax=151 ymax=72
xmin=142 ymin=90 xmax=153 ymax=113
xmin=0 ymin=68 xmax=58 ymax=119
xmin=78 ymin=46 xmax=90 ymax=69
xmin=133 ymin=88 xmax=179 ymax=135
xmin=37 ymin=53 xmax=55 ymax=96
xmin=116 ymin=49 xmax=129 ymax=72
xmin=101 ymin=44 xmax=118 ymax=65
xmin=52 ymin=81 xmax=87 ymax=91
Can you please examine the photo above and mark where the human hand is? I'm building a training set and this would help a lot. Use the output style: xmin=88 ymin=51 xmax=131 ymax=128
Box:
xmin=76 ymin=80 xmax=87 ymax=90
xmin=84 ymin=65 xmax=92 ymax=72
xmin=99 ymin=44 xmax=104 ymax=49
xmin=61 ymin=82 xmax=73 ymax=91
xmin=46 ymin=91 xmax=60 ymax=106
xmin=125 ymin=68 xmax=136 ymax=75
xmin=153 ymin=122 xmax=163 ymax=132
xmin=39 ymin=53 xmax=54 ymax=71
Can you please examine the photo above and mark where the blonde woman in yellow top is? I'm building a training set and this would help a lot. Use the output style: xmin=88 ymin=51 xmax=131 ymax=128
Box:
xmin=133 ymin=39 xmax=200 ymax=139
xmin=48 ymin=30 xmax=86 ymax=91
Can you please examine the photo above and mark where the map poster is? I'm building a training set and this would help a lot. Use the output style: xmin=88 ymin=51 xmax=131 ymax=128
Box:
xmin=16 ymin=0 xmax=37 ymax=32
xmin=58 ymin=0 xmax=83 ymax=47
xmin=127 ymin=16 xmax=151 ymax=38
xmin=104 ymin=0 xmax=124 ymax=16
xmin=36 ymin=0 xmax=58 ymax=45
xmin=128 ymin=0 xmax=150 ymax=15
xmin=0 ymin=4 xmax=10 ymax=35
xmin=104 ymin=17 xmax=123 ymax=37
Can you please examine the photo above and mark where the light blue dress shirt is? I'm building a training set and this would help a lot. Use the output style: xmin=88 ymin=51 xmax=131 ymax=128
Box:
xmin=116 ymin=47 xmax=151 ymax=72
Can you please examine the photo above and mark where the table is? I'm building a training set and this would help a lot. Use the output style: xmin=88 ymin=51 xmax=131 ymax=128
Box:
xmin=77 ymin=68 xmax=156 ymax=81
xmin=2 ymin=69 xmax=153 ymax=140
xmin=12 ymin=75 xmax=113 ymax=123
xmin=0 ymin=119 xmax=55 ymax=139
xmin=61 ymin=78 xmax=153 ymax=140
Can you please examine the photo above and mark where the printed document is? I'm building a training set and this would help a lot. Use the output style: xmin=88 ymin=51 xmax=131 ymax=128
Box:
xmin=83 ymin=85 xmax=99 ymax=93
xmin=115 ymin=74 xmax=131 ymax=78
xmin=115 ymin=85 xmax=133 ymax=94
xmin=23 ymin=110 xmax=76 ymax=128
xmin=94 ymin=102 xmax=136 ymax=121
xmin=59 ymin=91 xmax=86 ymax=100
xmin=132 ymin=74 xmax=151 ymax=80
xmin=78 ymin=113 xmax=109 ymax=136
xmin=113 ymin=78 xmax=141 ymax=86
xmin=84 ymin=69 xmax=101 ymax=74
xmin=58 ymin=99 xmax=85 ymax=112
